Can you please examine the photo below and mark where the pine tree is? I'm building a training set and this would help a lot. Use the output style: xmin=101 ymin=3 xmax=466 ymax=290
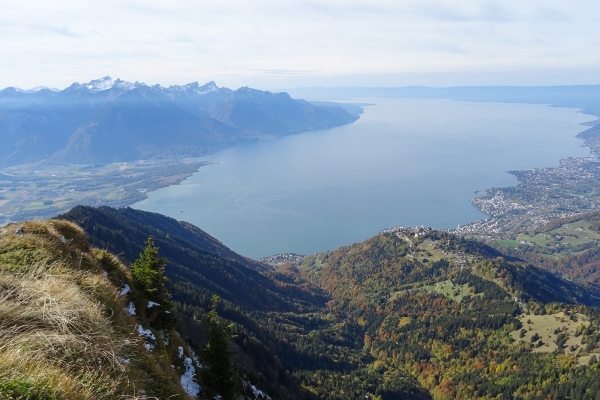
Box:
xmin=198 ymin=294 xmax=239 ymax=400
xmin=131 ymin=237 xmax=167 ymax=301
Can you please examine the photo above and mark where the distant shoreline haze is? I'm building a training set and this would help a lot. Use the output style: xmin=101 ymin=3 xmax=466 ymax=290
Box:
xmin=285 ymin=85 xmax=600 ymax=109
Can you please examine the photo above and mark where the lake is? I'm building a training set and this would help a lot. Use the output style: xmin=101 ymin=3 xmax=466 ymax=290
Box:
xmin=134 ymin=98 xmax=594 ymax=258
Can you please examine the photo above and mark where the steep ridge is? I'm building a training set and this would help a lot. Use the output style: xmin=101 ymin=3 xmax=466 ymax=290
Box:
xmin=0 ymin=77 xmax=359 ymax=166
xmin=60 ymin=206 xmax=600 ymax=399
xmin=59 ymin=206 xmax=322 ymax=309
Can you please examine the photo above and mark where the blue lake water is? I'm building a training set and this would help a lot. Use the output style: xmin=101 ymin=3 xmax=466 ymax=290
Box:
xmin=134 ymin=98 xmax=594 ymax=258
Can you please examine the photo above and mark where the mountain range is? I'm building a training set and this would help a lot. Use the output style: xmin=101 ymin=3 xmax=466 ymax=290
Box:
xmin=0 ymin=77 xmax=359 ymax=166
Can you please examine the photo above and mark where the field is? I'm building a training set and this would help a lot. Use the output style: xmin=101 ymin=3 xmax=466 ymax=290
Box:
xmin=510 ymin=312 xmax=600 ymax=363
xmin=423 ymin=279 xmax=484 ymax=302
xmin=518 ymin=220 xmax=600 ymax=248
xmin=399 ymin=236 xmax=476 ymax=267
xmin=0 ymin=160 xmax=208 ymax=225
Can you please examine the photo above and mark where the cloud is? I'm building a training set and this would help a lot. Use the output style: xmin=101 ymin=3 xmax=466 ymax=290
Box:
xmin=530 ymin=7 xmax=569 ymax=22
xmin=254 ymin=70 xmax=321 ymax=76
xmin=38 ymin=24 xmax=82 ymax=38
xmin=415 ymin=2 xmax=516 ymax=23
xmin=423 ymin=41 xmax=470 ymax=54
xmin=0 ymin=0 xmax=599 ymax=89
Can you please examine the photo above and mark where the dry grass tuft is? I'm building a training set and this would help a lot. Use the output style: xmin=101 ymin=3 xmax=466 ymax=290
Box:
xmin=0 ymin=220 xmax=155 ymax=399
xmin=0 ymin=219 xmax=187 ymax=399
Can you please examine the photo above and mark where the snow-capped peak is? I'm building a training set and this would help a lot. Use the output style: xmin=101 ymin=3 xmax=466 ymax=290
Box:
xmin=14 ymin=86 xmax=59 ymax=93
xmin=196 ymin=81 xmax=218 ymax=95
xmin=179 ymin=81 xmax=219 ymax=96
xmin=72 ymin=76 xmax=142 ymax=93
xmin=83 ymin=76 xmax=117 ymax=93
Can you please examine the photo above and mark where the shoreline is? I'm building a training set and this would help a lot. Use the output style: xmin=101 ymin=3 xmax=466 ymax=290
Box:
xmin=454 ymin=109 xmax=600 ymax=239
xmin=3 ymin=100 xmax=598 ymax=251
xmin=130 ymin=100 xmax=597 ymax=258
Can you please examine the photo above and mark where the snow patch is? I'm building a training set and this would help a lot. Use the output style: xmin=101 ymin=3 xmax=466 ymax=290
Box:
xmin=137 ymin=324 xmax=156 ymax=341
xmin=190 ymin=348 xmax=202 ymax=367
xmin=178 ymin=346 xmax=200 ymax=397
xmin=160 ymin=330 xmax=169 ymax=345
xmin=125 ymin=302 xmax=136 ymax=315
xmin=113 ymin=80 xmax=138 ymax=91
xmin=137 ymin=325 xmax=156 ymax=351
xmin=75 ymin=76 xmax=141 ymax=93
xmin=118 ymin=357 xmax=130 ymax=365
xmin=60 ymin=236 xmax=66 ymax=243
xmin=147 ymin=301 xmax=160 ymax=308
xmin=120 ymin=284 xmax=131 ymax=296
xmin=251 ymin=384 xmax=271 ymax=400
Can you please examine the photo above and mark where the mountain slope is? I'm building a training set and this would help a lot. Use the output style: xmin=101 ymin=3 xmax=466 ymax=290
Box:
xmin=60 ymin=206 xmax=600 ymax=399
xmin=59 ymin=206 xmax=431 ymax=399
xmin=297 ymin=229 xmax=600 ymax=399
xmin=59 ymin=206 xmax=319 ymax=309
xmin=0 ymin=77 xmax=359 ymax=166
xmin=299 ymin=230 xmax=600 ymax=306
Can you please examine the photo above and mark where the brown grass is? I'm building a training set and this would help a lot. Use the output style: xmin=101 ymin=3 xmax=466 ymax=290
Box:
xmin=0 ymin=220 xmax=166 ymax=399
xmin=0 ymin=220 xmax=186 ymax=400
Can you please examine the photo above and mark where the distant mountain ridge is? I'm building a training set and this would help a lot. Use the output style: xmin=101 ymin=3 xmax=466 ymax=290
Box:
xmin=0 ymin=77 xmax=359 ymax=166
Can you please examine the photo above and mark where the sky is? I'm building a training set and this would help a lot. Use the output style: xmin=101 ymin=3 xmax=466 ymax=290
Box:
xmin=2 ymin=0 xmax=600 ymax=90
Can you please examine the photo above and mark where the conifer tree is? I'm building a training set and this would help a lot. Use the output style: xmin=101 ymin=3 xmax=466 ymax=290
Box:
xmin=198 ymin=294 xmax=239 ymax=400
xmin=131 ymin=237 xmax=168 ymax=301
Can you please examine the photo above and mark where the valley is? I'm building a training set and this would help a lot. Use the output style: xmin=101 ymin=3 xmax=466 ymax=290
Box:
xmin=0 ymin=159 xmax=208 ymax=225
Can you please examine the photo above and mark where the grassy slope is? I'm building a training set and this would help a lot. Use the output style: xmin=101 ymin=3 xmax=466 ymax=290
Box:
xmin=0 ymin=219 xmax=192 ymax=399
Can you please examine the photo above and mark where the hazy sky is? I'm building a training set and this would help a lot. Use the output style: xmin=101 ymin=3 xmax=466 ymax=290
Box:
xmin=2 ymin=0 xmax=600 ymax=89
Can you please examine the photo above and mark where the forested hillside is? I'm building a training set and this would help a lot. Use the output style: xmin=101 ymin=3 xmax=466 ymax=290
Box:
xmin=298 ymin=230 xmax=600 ymax=399
xmin=57 ymin=206 xmax=600 ymax=399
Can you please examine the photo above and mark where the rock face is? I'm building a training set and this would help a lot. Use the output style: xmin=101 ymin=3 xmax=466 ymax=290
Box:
xmin=0 ymin=77 xmax=359 ymax=166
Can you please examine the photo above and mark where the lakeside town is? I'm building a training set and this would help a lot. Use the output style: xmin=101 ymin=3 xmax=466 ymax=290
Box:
xmin=456 ymin=157 xmax=600 ymax=238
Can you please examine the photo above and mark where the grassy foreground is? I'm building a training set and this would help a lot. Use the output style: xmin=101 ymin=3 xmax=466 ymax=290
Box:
xmin=0 ymin=219 xmax=191 ymax=399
